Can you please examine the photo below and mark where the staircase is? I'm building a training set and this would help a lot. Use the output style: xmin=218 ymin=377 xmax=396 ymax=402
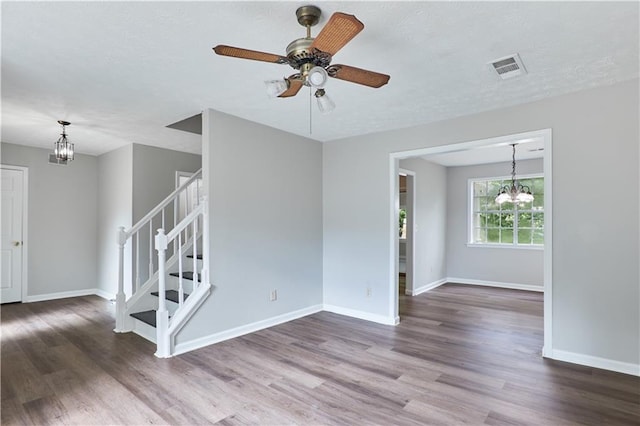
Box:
xmin=113 ymin=169 xmax=211 ymax=357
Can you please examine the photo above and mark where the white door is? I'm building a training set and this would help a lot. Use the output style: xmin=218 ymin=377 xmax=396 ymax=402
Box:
xmin=1 ymin=167 xmax=25 ymax=303
xmin=177 ymin=173 xmax=202 ymax=222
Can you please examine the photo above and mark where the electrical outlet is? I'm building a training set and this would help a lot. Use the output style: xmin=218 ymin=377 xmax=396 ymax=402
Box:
xmin=270 ymin=290 xmax=277 ymax=301
xmin=366 ymin=287 xmax=372 ymax=297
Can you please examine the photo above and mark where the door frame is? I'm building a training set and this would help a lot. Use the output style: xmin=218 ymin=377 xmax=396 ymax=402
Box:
xmin=388 ymin=128 xmax=553 ymax=357
xmin=1 ymin=164 xmax=29 ymax=303
xmin=175 ymin=170 xmax=194 ymax=189
xmin=398 ymin=169 xmax=415 ymax=296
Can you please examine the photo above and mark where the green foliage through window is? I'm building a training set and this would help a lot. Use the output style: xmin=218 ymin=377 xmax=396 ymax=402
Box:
xmin=399 ymin=209 xmax=407 ymax=238
xmin=471 ymin=176 xmax=544 ymax=245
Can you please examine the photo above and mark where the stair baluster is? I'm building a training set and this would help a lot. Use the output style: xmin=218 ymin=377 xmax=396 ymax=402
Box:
xmin=114 ymin=169 xmax=208 ymax=355
xmin=178 ymin=233 xmax=184 ymax=306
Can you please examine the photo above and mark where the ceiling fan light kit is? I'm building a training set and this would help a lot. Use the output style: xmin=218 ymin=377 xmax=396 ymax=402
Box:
xmin=265 ymin=79 xmax=289 ymax=98
xmin=213 ymin=4 xmax=389 ymax=113
xmin=315 ymin=88 xmax=335 ymax=114
xmin=307 ymin=66 xmax=328 ymax=88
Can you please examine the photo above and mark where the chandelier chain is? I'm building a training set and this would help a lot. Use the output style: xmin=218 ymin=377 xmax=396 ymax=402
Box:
xmin=511 ymin=144 xmax=517 ymax=184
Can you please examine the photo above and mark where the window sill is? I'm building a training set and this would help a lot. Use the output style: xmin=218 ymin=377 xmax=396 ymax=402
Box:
xmin=466 ymin=243 xmax=543 ymax=251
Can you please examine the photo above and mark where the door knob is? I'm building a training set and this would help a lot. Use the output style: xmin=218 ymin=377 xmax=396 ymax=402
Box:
xmin=12 ymin=241 xmax=21 ymax=246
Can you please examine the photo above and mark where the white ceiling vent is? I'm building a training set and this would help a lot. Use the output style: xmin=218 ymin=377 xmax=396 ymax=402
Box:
xmin=48 ymin=153 xmax=68 ymax=165
xmin=490 ymin=53 xmax=527 ymax=80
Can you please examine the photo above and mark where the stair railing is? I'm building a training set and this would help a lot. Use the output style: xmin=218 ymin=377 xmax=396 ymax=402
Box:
xmin=155 ymin=195 xmax=209 ymax=357
xmin=114 ymin=169 xmax=202 ymax=332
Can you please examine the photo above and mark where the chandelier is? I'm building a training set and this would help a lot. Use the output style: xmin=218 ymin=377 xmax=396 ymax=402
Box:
xmin=53 ymin=120 xmax=74 ymax=162
xmin=495 ymin=144 xmax=533 ymax=205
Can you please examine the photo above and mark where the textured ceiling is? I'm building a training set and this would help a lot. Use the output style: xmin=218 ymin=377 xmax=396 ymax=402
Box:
xmin=2 ymin=1 xmax=638 ymax=156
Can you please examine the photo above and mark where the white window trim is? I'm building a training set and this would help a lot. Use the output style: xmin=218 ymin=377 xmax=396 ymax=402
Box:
xmin=467 ymin=173 xmax=544 ymax=248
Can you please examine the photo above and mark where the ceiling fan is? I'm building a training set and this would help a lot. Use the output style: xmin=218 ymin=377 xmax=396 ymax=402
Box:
xmin=213 ymin=5 xmax=390 ymax=113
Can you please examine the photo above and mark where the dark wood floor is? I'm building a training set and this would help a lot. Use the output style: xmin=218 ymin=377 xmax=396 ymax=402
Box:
xmin=2 ymin=284 xmax=639 ymax=425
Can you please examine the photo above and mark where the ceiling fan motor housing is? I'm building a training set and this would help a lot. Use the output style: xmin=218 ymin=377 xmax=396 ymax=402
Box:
xmin=286 ymin=38 xmax=332 ymax=73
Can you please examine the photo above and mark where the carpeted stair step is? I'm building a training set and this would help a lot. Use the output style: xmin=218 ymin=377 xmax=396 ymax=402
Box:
xmin=169 ymin=271 xmax=201 ymax=282
xmin=151 ymin=289 xmax=189 ymax=304
xmin=130 ymin=310 xmax=157 ymax=328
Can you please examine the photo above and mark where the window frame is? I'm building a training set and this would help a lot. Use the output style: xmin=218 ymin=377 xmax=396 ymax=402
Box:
xmin=467 ymin=173 xmax=544 ymax=250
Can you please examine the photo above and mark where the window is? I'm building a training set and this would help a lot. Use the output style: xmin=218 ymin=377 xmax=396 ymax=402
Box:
xmin=469 ymin=175 xmax=544 ymax=246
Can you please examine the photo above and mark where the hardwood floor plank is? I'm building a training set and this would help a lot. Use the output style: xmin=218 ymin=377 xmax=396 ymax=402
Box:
xmin=1 ymin=351 xmax=55 ymax=404
xmin=2 ymin=287 xmax=639 ymax=425
xmin=22 ymin=395 xmax=71 ymax=425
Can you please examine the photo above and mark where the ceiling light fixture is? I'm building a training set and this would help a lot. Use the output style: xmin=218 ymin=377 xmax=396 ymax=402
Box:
xmin=53 ymin=120 xmax=74 ymax=162
xmin=307 ymin=66 xmax=328 ymax=88
xmin=217 ymin=5 xmax=389 ymax=120
xmin=495 ymin=144 xmax=533 ymax=204
xmin=264 ymin=79 xmax=289 ymax=98
xmin=314 ymin=88 xmax=335 ymax=114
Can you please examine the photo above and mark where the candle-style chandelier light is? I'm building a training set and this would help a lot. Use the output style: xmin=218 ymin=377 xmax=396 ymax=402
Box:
xmin=53 ymin=120 xmax=75 ymax=162
xmin=495 ymin=144 xmax=534 ymax=205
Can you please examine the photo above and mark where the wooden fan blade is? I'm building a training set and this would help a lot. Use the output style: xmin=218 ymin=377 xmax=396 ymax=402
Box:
xmin=310 ymin=12 xmax=364 ymax=56
xmin=329 ymin=64 xmax=390 ymax=88
xmin=213 ymin=45 xmax=289 ymax=64
xmin=278 ymin=79 xmax=304 ymax=98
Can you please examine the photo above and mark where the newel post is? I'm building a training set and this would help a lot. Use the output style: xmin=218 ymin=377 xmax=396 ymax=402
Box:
xmin=114 ymin=226 xmax=127 ymax=332
xmin=154 ymin=228 xmax=170 ymax=358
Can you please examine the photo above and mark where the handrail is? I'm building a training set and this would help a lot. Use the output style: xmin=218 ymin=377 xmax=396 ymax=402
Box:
xmin=154 ymin=195 xmax=209 ymax=358
xmin=127 ymin=168 xmax=202 ymax=236
xmin=114 ymin=168 xmax=203 ymax=333
xmin=166 ymin=203 xmax=204 ymax=242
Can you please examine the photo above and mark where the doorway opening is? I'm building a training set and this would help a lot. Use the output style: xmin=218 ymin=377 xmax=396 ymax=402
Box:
xmin=389 ymin=129 xmax=553 ymax=356
xmin=398 ymin=170 xmax=415 ymax=297
xmin=176 ymin=171 xmax=203 ymax=223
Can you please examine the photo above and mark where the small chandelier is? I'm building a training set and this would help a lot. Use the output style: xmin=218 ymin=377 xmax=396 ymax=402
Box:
xmin=495 ymin=144 xmax=534 ymax=205
xmin=53 ymin=120 xmax=74 ymax=162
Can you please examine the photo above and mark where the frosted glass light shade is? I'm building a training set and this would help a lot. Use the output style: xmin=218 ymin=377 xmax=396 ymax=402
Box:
xmin=516 ymin=191 xmax=534 ymax=203
xmin=495 ymin=191 xmax=511 ymax=205
xmin=495 ymin=185 xmax=534 ymax=204
xmin=308 ymin=66 xmax=328 ymax=88
xmin=315 ymin=90 xmax=335 ymax=114
xmin=265 ymin=79 xmax=288 ymax=98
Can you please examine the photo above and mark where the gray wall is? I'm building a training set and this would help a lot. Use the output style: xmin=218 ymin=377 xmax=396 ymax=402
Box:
xmin=1 ymin=142 xmax=98 ymax=297
xmin=176 ymin=110 xmax=323 ymax=344
xmin=96 ymin=144 xmax=202 ymax=295
xmin=97 ymin=145 xmax=133 ymax=296
xmin=399 ymin=158 xmax=448 ymax=290
xmin=132 ymin=143 xmax=201 ymax=223
xmin=323 ymin=79 xmax=639 ymax=366
xmin=446 ymin=158 xmax=544 ymax=287
xmin=131 ymin=143 xmax=201 ymax=284
xmin=0 ymin=142 xmax=203 ymax=300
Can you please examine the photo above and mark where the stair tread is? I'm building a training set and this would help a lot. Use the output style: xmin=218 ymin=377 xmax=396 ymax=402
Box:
xmin=130 ymin=310 xmax=156 ymax=328
xmin=169 ymin=271 xmax=201 ymax=282
xmin=186 ymin=254 xmax=203 ymax=260
xmin=151 ymin=289 xmax=189 ymax=303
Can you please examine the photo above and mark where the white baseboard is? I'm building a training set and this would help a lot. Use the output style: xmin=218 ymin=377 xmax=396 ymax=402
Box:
xmin=94 ymin=289 xmax=116 ymax=300
xmin=25 ymin=288 xmax=114 ymax=303
xmin=446 ymin=277 xmax=544 ymax=292
xmin=548 ymin=348 xmax=640 ymax=377
xmin=407 ymin=278 xmax=447 ymax=296
xmin=173 ymin=304 xmax=323 ymax=356
xmin=323 ymin=304 xmax=399 ymax=326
